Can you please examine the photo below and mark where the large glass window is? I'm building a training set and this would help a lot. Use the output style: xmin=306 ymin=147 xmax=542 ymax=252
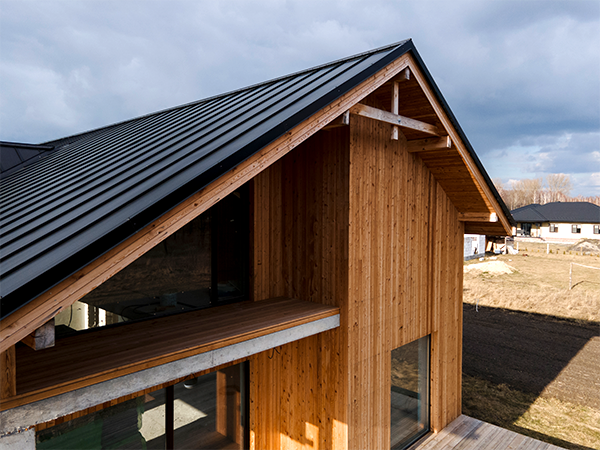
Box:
xmin=37 ymin=362 xmax=248 ymax=449
xmin=54 ymin=188 xmax=249 ymax=337
xmin=390 ymin=335 xmax=430 ymax=449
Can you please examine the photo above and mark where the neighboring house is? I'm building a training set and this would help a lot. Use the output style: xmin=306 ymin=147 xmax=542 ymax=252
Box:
xmin=463 ymin=234 xmax=486 ymax=260
xmin=0 ymin=40 xmax=513 ymax=450
xmin=512 ymin=202 xmax=600 ymax=241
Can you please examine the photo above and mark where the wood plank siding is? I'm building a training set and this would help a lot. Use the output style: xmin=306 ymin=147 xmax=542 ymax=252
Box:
xmin=249 ymin=115 xmax=463 ymax=449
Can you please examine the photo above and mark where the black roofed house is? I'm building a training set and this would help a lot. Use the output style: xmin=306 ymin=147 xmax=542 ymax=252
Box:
xmin=1 ymin=40 xmax=514 ymax=449
xmin=512 ymin=202 xmax=600 ymax=241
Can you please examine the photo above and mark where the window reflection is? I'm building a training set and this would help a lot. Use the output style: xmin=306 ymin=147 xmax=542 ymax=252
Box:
xmin=390 ymin=335 xmax=430 ymax=449
xmin=37 ymin=363 xmax=248 ymax=449
xmin=54 ymin=188 xmax=248 ymax=337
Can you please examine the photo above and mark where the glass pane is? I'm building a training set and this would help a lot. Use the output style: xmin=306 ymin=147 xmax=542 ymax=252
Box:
xmin=37 ymin=389 xmax=165 ymax=449
xmin=36 ymin=363 xmax=247 ymax=449
xmin=54 ymin=188 xmax=248 ymax=337
xmin=175 ymin=365 xmax=244 ymax=449
xmin=215 ymin=191 xmax=248 ymax=304
xmin=390 ymin=335 xmax=429 ymax=449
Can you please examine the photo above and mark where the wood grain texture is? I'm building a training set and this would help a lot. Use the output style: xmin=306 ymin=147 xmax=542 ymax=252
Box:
xmin=0 ymin=346 xmax=16 ymax=400
xmin=250 ymin=126 xmax=350 ymax=450
xmin=249 ymin=113 xmax=464 ymax=449
xmin=3 ymin=298 xmax=338 ymax=411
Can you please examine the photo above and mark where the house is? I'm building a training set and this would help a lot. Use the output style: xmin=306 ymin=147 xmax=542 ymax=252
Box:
xmin=512 ymin=202 xmax=600 ymax=241
xmin=0 ymin=40 xmax=513 ymax=450
xmin=463 ymin=234 xmax=486 ymax=260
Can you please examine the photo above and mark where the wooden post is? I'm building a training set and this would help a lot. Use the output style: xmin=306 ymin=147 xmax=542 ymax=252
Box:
xmin=1 ymin=345 xmax=16 ymax=399
xmin=216 ymin=366 xmax=241 ymax=444
xmin=391 ymin=81 xmax=399 ymax=140
xmin=547 ymin=243 xmax=549 ymax=254
xmin=569 ymin=262 xmax=573 ymax=290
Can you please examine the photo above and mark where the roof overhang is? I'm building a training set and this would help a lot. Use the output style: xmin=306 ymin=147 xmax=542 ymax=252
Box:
xmin=0 ymin=40 xmax=512 ymax=352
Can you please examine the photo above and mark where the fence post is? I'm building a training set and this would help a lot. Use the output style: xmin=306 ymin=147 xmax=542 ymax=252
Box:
xmin=569 ymin=262 xmax=573 ymax=290
xmin=547 ymin=243 xmax=549 ymax=254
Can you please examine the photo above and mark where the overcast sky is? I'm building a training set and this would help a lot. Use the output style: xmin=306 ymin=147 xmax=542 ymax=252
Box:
xmin=1 ymin=0 xmax=599 ymax=196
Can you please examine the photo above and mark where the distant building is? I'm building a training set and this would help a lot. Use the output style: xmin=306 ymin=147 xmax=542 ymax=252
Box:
xmin=512 ymin=202 xmax=600 ymax=241
xmin=464 ymin=234 xmax=486 ymax=260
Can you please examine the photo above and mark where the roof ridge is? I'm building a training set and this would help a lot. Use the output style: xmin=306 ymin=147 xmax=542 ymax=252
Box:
xmin=42 ymin=40 xmax=410 ymax=148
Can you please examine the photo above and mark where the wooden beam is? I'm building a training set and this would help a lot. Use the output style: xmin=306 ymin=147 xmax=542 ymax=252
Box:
xmin=391 ymin=82 xmax=399 ymax=140
xmin=458 ymin=212 xmax=498 ymax=222
xmin=3 ymin=298 xmax=339 ymax=411
xmin=22 ymin=319 xmax=55 ymax=351
xmin=392 ymin=67 xmax=410 ymax=82
xmin=349 ymin=103 xmax=442 ymax=136
xmin=322 ymin=110 xmax=349 ymax=129
xmin=406 ymin=53 xmax=512 ymax=235
xmin=406 ymin=136 xmax=452 ymax=153
xmin=1 ymin=346 xmax=16 ymax=400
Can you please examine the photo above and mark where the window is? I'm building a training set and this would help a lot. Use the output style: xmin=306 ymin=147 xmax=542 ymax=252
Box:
xmin=37 ymin=362 xmax=249 ymax=449
xmin=594 ymin=225 xmax=599 ymax=234
xmin=54 ymin=188 xmax=249 ymax=337
xmin=391 ymin=335 xmax=430 ymax=449
xmin=572 ymin=224 xmax=581 ymax=234
xmin=549 ymin=224 xmax=558 ymax=233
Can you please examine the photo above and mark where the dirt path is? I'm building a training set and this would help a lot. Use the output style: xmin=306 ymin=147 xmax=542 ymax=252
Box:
xmin=462 ymin=304 xmax=600 ymax=409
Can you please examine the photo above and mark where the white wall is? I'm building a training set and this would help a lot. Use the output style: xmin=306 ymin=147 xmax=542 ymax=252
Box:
xmin=515 ymin=222 xmax=600 ymax=240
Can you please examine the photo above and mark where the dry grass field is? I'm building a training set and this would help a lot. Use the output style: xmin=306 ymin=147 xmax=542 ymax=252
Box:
xmin=462 ymin=239 xmax=600 ymax=450
xmin=463 ymin=240 xmax=600 ymax=322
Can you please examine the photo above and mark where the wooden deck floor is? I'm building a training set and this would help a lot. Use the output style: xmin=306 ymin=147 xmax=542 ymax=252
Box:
xmin=413 ymin=415 xmax=566 ymax=450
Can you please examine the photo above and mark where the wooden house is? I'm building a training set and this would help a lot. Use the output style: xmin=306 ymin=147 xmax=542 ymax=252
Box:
xmin=0 ymin=40 xmax=512 ymax=449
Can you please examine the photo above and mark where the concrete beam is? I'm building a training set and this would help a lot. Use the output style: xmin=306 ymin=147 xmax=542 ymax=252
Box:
xmin=0 ymin=314 xmax=339 ymax=434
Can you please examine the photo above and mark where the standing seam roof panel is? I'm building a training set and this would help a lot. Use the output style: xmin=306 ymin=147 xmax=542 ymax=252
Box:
xmin=0 ymin=57 xmax=359 ymax=249
xmin=0 ymin=41 xmax=409 ymax=317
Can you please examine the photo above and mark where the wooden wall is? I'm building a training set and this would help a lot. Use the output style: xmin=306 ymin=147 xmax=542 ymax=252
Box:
xmin=250 ymin=126 xmax=350 ymax=450
xmin=249 ymin=116 xmax=464 ymax=449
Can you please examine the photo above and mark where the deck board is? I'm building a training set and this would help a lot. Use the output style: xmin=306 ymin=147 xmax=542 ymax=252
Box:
xmin=413 ymin=416 xmax=567 ymax=450
xmin=6 ymin=297 xmax=339 ymax=410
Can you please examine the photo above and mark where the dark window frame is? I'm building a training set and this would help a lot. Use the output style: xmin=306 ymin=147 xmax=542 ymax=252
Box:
xmin=572 ymin=224 xmax=581 ymax=234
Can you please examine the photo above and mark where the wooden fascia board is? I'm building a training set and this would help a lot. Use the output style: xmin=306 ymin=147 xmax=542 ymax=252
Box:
xmin=405 ymin=54 xmax=512 ymax=235
xmin=349 ymin=103 xmax=443 ymax=136
xmin=0 ymin=53 xmax=413 ymax=353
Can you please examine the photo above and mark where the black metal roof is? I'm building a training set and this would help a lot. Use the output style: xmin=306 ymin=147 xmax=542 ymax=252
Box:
xmin=0 ymin=39 xmax=510 ymax=319
xmin=512 ymin=202 xmax=600 ymax=224
xmin=0 ymin=141 xmax=56 ymax=179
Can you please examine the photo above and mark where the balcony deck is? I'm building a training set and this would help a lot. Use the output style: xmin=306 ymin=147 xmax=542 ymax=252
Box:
xmin=414 ymin=415 xmax=566 ymax=450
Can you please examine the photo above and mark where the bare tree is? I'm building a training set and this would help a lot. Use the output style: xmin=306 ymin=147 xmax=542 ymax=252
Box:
xmin=546 ymin=174 xmax=572 ymax=202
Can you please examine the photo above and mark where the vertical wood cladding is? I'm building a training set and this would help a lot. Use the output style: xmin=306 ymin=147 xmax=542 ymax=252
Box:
xmin=250 ymin=127 xmax=350 ymax=450
xmin=250 ymin=116 xmax=463 ymax=449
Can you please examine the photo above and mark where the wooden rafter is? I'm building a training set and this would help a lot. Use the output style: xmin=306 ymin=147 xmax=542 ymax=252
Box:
xmin=405 ymin=53 xmax=512 ymax=235
xmin=458 ymin=212 xmax=498 ymax=223
xmin=349 ymin=103 xmax=442 ymax=136
xmin=407 ymin=136 xmax=452 ymax=153
xmin=322 ymin=110 xmax=350 ymax=130
xmin=22 ymin=319 xmax=55 ymax=351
